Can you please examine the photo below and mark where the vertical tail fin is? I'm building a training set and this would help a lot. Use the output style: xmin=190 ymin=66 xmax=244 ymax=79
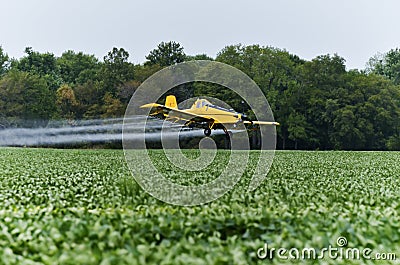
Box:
xmin=165 ymin=95 xmax=177 ymax=109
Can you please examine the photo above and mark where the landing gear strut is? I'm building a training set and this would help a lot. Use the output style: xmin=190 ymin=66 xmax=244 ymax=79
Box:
xmin=204 ymin=128 xmax=211 ymax=136
xmin=223 ymin=128 xmax=232 ymax=149
xmin=223 ymin=128 xmax=232 ymax=139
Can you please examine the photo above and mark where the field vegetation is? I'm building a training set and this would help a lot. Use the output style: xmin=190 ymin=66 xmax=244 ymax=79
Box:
xmin=0 ymin=148 xmax=399 ymax=264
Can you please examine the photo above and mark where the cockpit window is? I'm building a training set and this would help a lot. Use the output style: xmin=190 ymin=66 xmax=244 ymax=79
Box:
xmin=208 ymin=104 xmax=236 ymax=113
xmin=196 ymin=101 xmax=201 ymax=108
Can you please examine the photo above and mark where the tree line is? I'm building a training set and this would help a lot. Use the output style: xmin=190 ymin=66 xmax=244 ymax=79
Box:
xmin=0 ymin=42 xmax=399 ymax=150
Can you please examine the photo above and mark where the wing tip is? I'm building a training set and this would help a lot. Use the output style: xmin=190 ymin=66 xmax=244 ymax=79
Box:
xmin=140 ymin=103 xmax=160 ymax=108
xmin=246 ymin=121 xmax=280 ymax=126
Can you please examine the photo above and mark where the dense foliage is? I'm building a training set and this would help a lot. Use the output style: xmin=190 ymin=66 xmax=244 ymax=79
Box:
xmin=0 ymin=43 xmax=400 ymax=150
xmin=0 ymin=148 xmax=399 ymax=264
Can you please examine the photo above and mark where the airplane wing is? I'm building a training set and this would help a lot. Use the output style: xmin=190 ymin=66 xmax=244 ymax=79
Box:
xmin=244 ymin=121 xmax=280 ymax=126
xmin=140 ymin=103 xmax=214 ymax=125
xmin=242 ymin=121 xmax=280 ymax=132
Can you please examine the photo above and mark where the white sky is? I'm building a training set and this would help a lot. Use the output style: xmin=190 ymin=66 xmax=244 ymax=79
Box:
xmin=1 ymin=0 xmax=399 ymax=70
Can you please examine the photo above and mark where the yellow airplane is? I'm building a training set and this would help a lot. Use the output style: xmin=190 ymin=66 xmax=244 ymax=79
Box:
xmin=140 ymin=95 xmax=279 ymax=137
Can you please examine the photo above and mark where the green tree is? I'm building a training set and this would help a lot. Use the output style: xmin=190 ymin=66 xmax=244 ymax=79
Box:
xmin=186 ymin=54 xmax=214 ymax=61
xmin=0 ymin=46 xmax=10 ymax=76
xmin=287 ymin=112 xmax=308 ymax=149
xmin=17 ymin=47 xmax=57 ymax=75
xmin=216 ymin=44 xmax=242 ymax=69
xmin=367 ymin=48 xmax=400 ymax=85
xmin=15 ymin=47 xmax=62 ymax=90
xmin=345 ymin=71 xmax=400 ymax=150
xmin=0 ymin=70 xmax=56 ymax=125
xmin=331 ymin=107 xmax=361 ymax=149
xmin=117 ymin=80 xmax=140 ymax=104
xmin=386 ymin=134 xmax=400 ymax=150
xmin=73 ymin=80 xmax=103 ymax=119
xmin=133 ymin=64 xmax=163 ymax=83
xmin=100 ymin=47 xmax=135 ymax=95
xmin=297 ymin=54 xmax=347 ymax=149
xmin=145 ymin=41 xmax=186 ymax=67
xmin=57 ymin=50 xmax=100 ymax=84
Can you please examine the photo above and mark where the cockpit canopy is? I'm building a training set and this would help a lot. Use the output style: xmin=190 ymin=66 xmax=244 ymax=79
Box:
xmin=191 ymin=98 xmax=237 ymax=114
xmin=192 ymin=99 xmax=212 ymax=109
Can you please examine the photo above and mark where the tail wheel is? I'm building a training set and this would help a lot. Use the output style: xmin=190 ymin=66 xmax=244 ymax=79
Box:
xmin=204 ymin=128 xmax=211 ymax=136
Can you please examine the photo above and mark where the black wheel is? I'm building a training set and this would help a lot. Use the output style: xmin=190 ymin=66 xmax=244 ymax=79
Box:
xmin=204 ymin=128 xmax=211 ymax=136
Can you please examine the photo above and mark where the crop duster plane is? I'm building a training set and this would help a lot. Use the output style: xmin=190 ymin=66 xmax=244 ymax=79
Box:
xmin=140 ymin=95 xmax=280 ymax=137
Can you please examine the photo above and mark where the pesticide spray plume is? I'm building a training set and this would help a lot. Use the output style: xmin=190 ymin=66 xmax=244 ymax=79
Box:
xmin=0 ymin=116 xmax=228 ymax=147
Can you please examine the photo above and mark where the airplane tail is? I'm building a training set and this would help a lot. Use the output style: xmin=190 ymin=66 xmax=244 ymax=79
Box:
xmin=165 ymin=95 xmax=177 ymax=109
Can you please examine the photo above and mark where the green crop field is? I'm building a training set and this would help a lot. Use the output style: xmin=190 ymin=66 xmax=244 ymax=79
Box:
xmin=0 ymin=148 xmax=399 ymax=265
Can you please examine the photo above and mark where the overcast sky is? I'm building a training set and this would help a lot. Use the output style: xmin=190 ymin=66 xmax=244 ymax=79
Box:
xmin=1 ymin=0 xmax=399 ymax=70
